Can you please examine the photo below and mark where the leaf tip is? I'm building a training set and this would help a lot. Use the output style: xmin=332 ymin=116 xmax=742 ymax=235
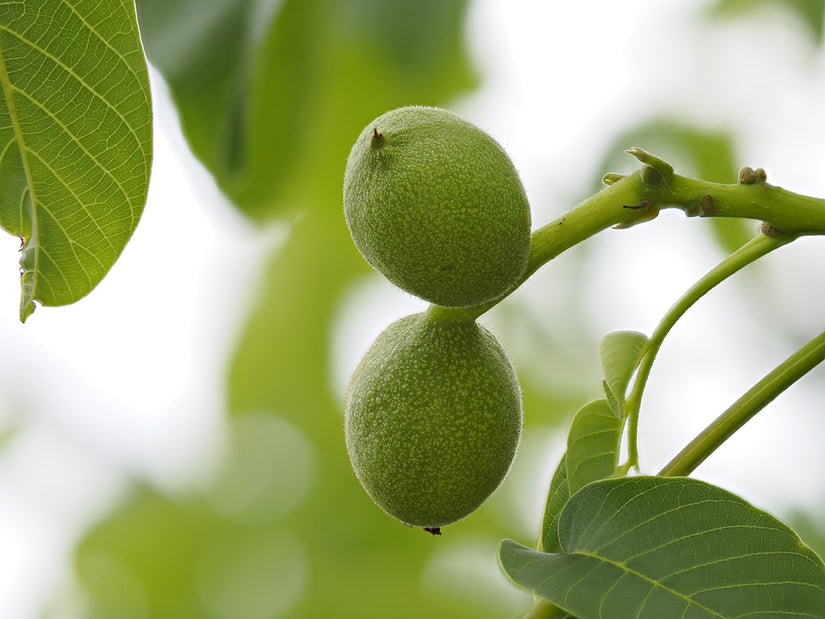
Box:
xmin=19 ymin=299 xmax=34 ymax=323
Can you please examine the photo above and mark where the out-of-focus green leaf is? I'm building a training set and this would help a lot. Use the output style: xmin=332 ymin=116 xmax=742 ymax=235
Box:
xmin=600 ymin=330 xmax=647 ymax=414
xmin=597 ymin=119 xmax=753 ymax=253
xmin=78 ymin=2 xmax=525 ymax=618
xmin=76 ymin=487 xmax=224 ymax=619
xmin=136 ymin=0 xmax=475 ymax=219
xmin=0 ymin=0 xmax=152 ymax=320
xmin=709 ymin=0 xmax=825 ymax=44
xmin=76 ymin=482 xmax=311 ymax=619
xmin=501 ymin=476 xmax=825 ymax=618
xmin=565 ymin=399 xmax=622 ymax=495
xmin=493 ymin=300 xmax=604 ymax=428
xmin=75 ymin=414 xmax=316 ymax=618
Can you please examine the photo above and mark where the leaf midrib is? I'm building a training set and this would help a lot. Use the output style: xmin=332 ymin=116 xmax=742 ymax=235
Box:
xmin=0 ymin=21 xmax=149 ymax=212
xmin=0 ymin=34 xmax=39 ymax=284
xmin=1 ymin=0 xmax=152 ymax=163
xmin=570 ymin=550 xmax=727 ymax=618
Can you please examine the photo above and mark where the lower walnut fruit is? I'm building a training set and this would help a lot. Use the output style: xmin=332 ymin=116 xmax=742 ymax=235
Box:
xmin=344 ymin=312 xmax=522 ymax=528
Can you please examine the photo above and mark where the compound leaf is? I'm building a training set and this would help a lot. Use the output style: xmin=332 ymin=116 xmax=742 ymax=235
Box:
xmin=0 ymin=0 xmax=152 ymax=320
xmin=501 ymin=476 xmax=825 ymax=618
xmin=565 ymin=400 xmax=622 ymax=495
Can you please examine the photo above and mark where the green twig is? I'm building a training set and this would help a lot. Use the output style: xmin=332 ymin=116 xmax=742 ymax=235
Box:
xmin=429 ymin=152 xmax=825 ymax=321
xmin=659 ymin=327 xmax=825 ymax=477
xmin=621 ymin=232 xmax=798 ymax=469
xmin=430 ymin=172 xmax=655 ymax=322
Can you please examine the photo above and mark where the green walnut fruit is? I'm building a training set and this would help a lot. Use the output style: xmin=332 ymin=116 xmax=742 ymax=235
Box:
xmin=344 ymin=106 xmax=531 ymax=308
xmin=344 ymin=312 xmax=522 ymax=529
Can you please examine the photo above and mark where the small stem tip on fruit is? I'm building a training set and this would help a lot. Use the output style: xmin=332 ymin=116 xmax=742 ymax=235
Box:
xmin=370 ymin=127 xmax=385 ymax=149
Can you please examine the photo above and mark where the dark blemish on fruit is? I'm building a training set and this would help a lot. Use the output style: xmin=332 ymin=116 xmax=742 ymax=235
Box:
xmin=423 ymin=526 xmax=442 ymax=536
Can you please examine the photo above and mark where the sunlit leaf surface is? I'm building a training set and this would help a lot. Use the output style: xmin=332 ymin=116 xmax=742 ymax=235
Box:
xmin=0 ymin=0 xmax=152 ymax=320
xmin=502 ymin=476 xmax=825 ymax=618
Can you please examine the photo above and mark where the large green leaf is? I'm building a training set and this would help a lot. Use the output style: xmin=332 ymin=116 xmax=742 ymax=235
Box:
xmin=0 ymin=0 xmax=152 ymax=320
xmin=501 ymin=476 xmax=825 ymax=618
xmin=565 ymin=399 xmax=622 ymax=495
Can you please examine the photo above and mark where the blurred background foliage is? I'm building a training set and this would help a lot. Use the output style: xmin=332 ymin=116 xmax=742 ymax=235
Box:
xmin=1 ymin=0 xmax=823 ymax=617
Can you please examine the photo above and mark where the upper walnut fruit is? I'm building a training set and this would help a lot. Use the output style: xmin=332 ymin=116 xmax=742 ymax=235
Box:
xmin=344 ymin=106 xmax=531 ymax=307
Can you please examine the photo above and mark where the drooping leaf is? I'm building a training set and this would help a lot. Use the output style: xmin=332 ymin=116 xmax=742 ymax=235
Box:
xmin=136 ymin=0 xmax=476 ymax=219
xmin=501 ymin=476 xmax=825 ymax=618
xmin=494 ymin=300 xmax=605 ymax=429
xmin=0 ymin=0 xmax=152 ymax=320
xmin=565 ymin=400 xmax=622 ymax=495
xmin=540 ymin=453 xmax=570 ymax=553
xmin=599 ymin=330 xmax=647 ymax=413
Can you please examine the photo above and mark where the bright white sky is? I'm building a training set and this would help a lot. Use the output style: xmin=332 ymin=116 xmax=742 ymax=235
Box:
xmin=3 ymin=1 xmax=825 ymax=617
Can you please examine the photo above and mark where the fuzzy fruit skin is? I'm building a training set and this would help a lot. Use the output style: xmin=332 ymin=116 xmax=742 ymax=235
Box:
xmin=344 ymin=106 xmax=531 ymax=308
xmin=344 ymin=312 xmax=522 ymax=528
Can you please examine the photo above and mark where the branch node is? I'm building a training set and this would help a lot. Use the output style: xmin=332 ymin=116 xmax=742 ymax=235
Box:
xmin=625 ymin=147 xmax=674 ymax=184
xmin=699 ymin=194 xmax=717 ymax=216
